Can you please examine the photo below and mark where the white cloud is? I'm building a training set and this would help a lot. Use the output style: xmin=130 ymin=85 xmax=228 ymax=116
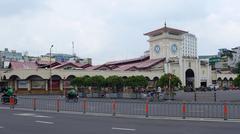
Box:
xmin=0 ymin=0 xmax=240 ymax=64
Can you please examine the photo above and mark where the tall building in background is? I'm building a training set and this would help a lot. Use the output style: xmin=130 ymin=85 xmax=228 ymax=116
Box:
xmin=182 ymin=33 xmax=197 ymax=58
xmin=43 ymin=53 xmax=92 ymax=65
xmin=0 ymin=48 xmax=23 ymax=68
xmin=229 ymin=46 xmax=240 ymax=68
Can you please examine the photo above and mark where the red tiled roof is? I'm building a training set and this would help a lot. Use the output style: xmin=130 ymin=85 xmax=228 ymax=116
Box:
xmin=112 ymin=58 xmax=165 ymax=71
xmin=93 ymin=65 xmax=113 ymax=70
xmin=91 ymin=57 xmax=151 ymax=71
xmin=138 ymin=58 xmax=165 ymax=68
xmin=9 ymin=61 xmax=38 ymax=70
xmin=113 ymin=64 xmax=133 ymax=71
xmin=105 ymin=55 xmax=149 ymax=66
xmin=144 ymin=26 xmax=188 ymax=37
xmin=52 ymin=62 xmax=91 ymax=69
xmin=85 ymin=65 xmax=102 ymax=71
xmin=36 ymin=61 xmax=51 ymax=65
xmin=36 ymin=61 xmax=61 ymax=68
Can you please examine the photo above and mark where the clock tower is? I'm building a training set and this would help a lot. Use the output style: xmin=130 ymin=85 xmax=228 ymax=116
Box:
xmin=144 ymin=24 xmax=211 ymax=88
xmin=144 ymin=24 xmax=187 ymax=61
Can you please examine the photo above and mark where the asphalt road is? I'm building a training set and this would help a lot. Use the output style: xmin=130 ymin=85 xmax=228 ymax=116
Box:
xmin=0 ymin=109 xmax=240 ymax=134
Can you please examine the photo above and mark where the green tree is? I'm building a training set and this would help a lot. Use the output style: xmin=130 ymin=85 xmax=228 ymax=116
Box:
xmin=236 ymin=62 xmax=240 ymax=75
xmin=233 ymin=75 xmax=240 ymax=87
xmin=156 ymin=73 xmax=182 ymax=88
xmin=89 ymin=75 xmax=106 ymax=92
xmin=125 ymin=75 xmax=148 ymax=93
xmin=106 ymin=75 xmax=124 ymax=93
xmin=70 ymin=75 xmax=91 ymax=95
xmin=82 ymin=75 xmax=91 ymax=87
xmin=70 ymin=77 xmax=84 ymax=90
xmin=135 ymin=75 xmax=148 ymax=88
xmin=156 ymin=73 xmax=182 ymax=100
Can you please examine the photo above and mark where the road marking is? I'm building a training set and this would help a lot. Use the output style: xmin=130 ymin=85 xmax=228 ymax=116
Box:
xmin=14 ymin=113 xmax=52 ymax=118
xmin=0 ymin=126 xmax=4 ymax=129
xmin=112 ymin=127 xmax=136 ymax=131
xmin=34 ymin=115 xmax=52 ymax=118
xmin=15 ymin=113 xmax=36 ymax=116
xmin=35 ymin=120 xmax=54 ymax=124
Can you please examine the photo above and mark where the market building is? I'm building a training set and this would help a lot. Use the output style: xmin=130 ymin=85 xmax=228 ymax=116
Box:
xmin=0 ymin=24 xmax=238 ymax=93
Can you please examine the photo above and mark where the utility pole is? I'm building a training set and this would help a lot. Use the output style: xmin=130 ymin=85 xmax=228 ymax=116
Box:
xmin=72 ymin=41 xmax=76 ymax=60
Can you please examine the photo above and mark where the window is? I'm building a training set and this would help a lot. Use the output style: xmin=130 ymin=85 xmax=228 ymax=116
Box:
xmin=188 ymin=62 xmax=191 ymax=68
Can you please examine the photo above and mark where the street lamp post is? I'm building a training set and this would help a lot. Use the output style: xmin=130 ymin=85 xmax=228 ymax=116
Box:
xmin=63 ymin=77 xmax=66 ymax=97
xmin=49 ymin=45 xmax=54 ymax=94
xmin=166 ymin=60 xmax=172 ymax=100
xmin=168 ymin=73 xmax=172 ymax=100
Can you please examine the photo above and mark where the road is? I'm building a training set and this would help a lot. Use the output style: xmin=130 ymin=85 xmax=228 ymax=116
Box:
xmin=0 ymin=109 xmax=239 ymax=134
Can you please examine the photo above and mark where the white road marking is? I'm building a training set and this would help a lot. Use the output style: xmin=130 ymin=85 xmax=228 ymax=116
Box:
xmin=34 ymin=115 xmax=52 ymax=118
xmin=35 ymin=120 xmax=54 ymax=124
xmin=112 ymin=127 xmax=136 ymax=131
xmin=0 ymin=126 xmax=4 ymax=129
xmin=14 ymin=113 xmax=36 ymax=116
xmin=14 ymin=113 xmax=52 ymax=118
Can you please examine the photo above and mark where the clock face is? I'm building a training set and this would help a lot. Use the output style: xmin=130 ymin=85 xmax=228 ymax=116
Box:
xmin=171 ymin=44 xmax=177 ymax=53
xmin=154 ymin=45 xmax=160 ymax=53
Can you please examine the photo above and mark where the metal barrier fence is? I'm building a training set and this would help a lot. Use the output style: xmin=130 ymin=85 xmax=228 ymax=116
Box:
xmin=2 ymin=96 xmax=240 ymax=120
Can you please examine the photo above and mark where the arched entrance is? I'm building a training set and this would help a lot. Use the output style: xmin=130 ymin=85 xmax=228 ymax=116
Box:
xmin=64 ymin=75 xmax=76 ymax=90
xmin=27 ymin=75 xmax=46 ymax=94
xmin=8 ymin=75 xmax=21 ymax=91
xmin=49 ymin=75 xmax=62 ymax=91
xmin=185 ymin=69 xmax=194 ymax=88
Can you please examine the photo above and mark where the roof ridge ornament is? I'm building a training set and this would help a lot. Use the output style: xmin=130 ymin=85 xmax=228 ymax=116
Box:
xmin=164 ymin=21 xmax=167 ymax=28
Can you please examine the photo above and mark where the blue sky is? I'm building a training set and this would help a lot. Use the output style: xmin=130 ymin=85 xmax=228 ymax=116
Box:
xmin=0 ymin=0 xmax=240 ymax=64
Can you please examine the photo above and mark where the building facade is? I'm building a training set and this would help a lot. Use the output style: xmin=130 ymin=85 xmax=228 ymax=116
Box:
xmin=228 ymin=46 xmax=240 ymax=68
xmin=0 ymin=25 xmax=237 ymax=93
